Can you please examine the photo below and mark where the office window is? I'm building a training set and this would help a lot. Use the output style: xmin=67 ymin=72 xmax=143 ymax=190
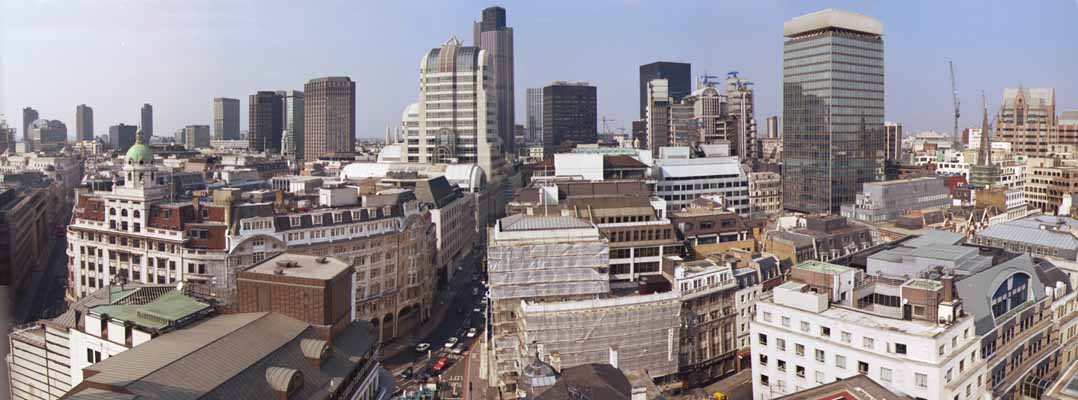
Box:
xmin=758 ymin=333 xmax=768 ymax=346
xmin=858 ymin=361 xmax=869 ymax=374
xmin=777 ymin=338 xmax=786 ymax=351
xmin=815 ymin=349 xmax=825 ymax=363
xmin=759 ymin=354 xmax=768 ymax=366
xmin=761 ymin=375 xmax=769 ymax=387
xmin=763 ymin=311 xmax=772 ymax=322
xmin=946 ymin=368 xmax=953 ymax=383
xmin=815 ymin=371 xmax=825 ymax=383
xmin=916 ymin=373 xmax=928 ymax=388
xmin=795 ymin=344 xmax=805 ymax=356
xmin=895 ymin=343 xmax=907 ymax=355
xmin=881 ymin=367 xmax=893 ymax=383
xmin=777 ymin=359 xmax=786 ymax=372
xmin=820 ymin=326 xmax=831 ymax=337
xmin=841 ymin=331 xmax=852 ymax=343
xmin=939 ymin=344 xmax=946 ymax=355
xmin=782 ymin=316 xmax=790 ymax=327
xmin=800 ymin=321 xmax=810 ymax=332
xmin=863 ymin=337 xmax=874 ymax=349
xmin=835 ymin=355 xmax=846 ymax=369
xmin=796 ymin=365 xmax=805 ymax=378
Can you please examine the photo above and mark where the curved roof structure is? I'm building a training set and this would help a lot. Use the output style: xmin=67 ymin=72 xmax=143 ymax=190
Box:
xmin=339 ymin=162 xmax=486 ymax=191
xmin=126 ymin=132 xmax=153 ymax=164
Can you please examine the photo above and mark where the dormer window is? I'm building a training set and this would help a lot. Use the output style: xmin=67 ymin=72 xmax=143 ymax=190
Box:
xmin=313 ymin=214 xmax=323 ymax=225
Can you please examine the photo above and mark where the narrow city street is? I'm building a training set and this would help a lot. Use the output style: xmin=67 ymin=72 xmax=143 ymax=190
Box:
xmin=382 ymin=247 xmax=490 ymax=398
xmin=16 ymin=203 xmax=71 ymax=323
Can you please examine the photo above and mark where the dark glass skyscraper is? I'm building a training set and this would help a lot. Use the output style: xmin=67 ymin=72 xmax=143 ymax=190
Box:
xmin=639 ymin=62 xmax=690 ymax=119
xmin=543 ymin=81 xmax=597 ymax=157
xmin=782 ymin=9 xmax=885 ymax=214
xmin=140 ymin=103 xmax=153 ymax=142
xmin=249 ymin=91 xmax=283 ymax=154
xmin=474 ymin=6 xmax=515 ymax=155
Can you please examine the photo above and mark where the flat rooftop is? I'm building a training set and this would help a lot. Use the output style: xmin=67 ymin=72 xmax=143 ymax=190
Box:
xmin=797 ymin=260 xmax=855 ymax=275
xmin=245 ymin=253 xmax=351 ymax=280
xmin=784 ymin=8 xmax=884 ymax=37
xmin=822 ymin=303 xmax=949 ymax=337
xmin=904 ymin=278 xmax=943 ymax=291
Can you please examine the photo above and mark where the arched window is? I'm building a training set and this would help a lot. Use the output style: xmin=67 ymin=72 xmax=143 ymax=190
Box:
xmin=109 ymin=208 xmax=116 ymax=216
xmin=133 ymin=210 xmax=141 ymax=219
xmin=121 ymin=209 xmax=128 ymax=217
xmin=991 ymin=273 xmax=1031 ymax=318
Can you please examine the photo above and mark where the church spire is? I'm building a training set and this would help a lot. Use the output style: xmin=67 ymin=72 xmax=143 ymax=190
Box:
xmin=385 ymin=124 xmax=392 ymax=145
xmin=977 ymin=92 xmax=991 ymax=166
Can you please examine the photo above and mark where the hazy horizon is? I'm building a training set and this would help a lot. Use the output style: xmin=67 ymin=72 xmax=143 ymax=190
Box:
xmin=4 ymin=0 xmax=1077 ymax=140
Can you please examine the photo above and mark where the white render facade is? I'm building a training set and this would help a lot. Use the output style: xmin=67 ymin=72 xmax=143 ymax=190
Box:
xmin=751 ymin=288 xmax=988 ymax=400
xmin=412 ymin=37 xmax=507 ymax=187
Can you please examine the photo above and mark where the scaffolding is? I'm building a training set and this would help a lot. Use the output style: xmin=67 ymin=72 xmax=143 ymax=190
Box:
xmin=520 ymin=292 xmax=682 ymax=379
xmin=487 ymin=242 xmax=610 ymax=300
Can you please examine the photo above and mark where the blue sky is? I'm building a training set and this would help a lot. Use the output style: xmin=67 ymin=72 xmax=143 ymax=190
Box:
xmin=3 ymin=0 xmax=1077 ymax=140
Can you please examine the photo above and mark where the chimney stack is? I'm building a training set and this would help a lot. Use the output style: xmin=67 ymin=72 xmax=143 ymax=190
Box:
xmin=941 ymin=275 xmax=955 ymax=302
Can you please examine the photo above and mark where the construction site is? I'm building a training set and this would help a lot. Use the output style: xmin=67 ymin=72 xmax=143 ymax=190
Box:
xmin=482 ymin=214 xmax=682 ymax=397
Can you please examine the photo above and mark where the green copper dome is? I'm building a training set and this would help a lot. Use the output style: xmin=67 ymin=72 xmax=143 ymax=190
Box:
xmin=126 ymin=131 xmax=153 ymax=164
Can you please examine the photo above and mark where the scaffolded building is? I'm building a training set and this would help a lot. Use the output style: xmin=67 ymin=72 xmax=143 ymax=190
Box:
xmin=485 ymin=214 xmax=681 ymax=396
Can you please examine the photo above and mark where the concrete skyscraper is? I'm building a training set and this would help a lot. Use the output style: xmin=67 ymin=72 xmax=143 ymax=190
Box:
xmin=213 ymin=98 xmax=241 ymax=140
xmin=782 ymin=9 xmax=885 ymax=214
xmin=410 ymin=37 xmax=506 ymax=185
xmin=473 ymin=6 xmax=515 ymax=155
xmin=303 ymin=77 xmax=355 ymax=160
xmin=249 ymin=91 xmax=284 ymax=154
xmin=645 ymin=79 xmax=672 ymax=154
xmin=140 ymin=103 xmax=153 ymax=142
xmin=21 ymin=107 xmax=38 ymax=143
xmin=525 ymin=88 xmax=543 ymax=144
xmin=543 ymin=81 xmax=597 ymax=157
xmin=278 ymin=90 xmax=305 ymax=160
xmin=76 ymin=104 xmax=94 ymax=141
xmin=725 ymin=72 xmax=756 ymax=160
xmin=884 ymin=121 xmax=903 ymax=161
xmin=766 ymin=116 xmax=779 ymax=139
xmin=639 ymin=62 xmax=691 ymax=119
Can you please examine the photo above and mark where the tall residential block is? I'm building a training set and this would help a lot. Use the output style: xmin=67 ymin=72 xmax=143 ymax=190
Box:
xmin=303 ymin=77 xmax=356 ymax=160
xmin=410 ymin=37 xmax=507 ymax=184
xmin=21 ymin=107 xmax=38 ymax=143
xmin=639 ymin=62 xmax=691 ymax=119
xmin=140 ymin=103 xmax=153 ymax=142
xmin=766 ymin=116 xmax=779 ymax=139
xmin=76 ymin=104 xmax=94 ymax=141
xmin=213 ymin=98 xmax=241 ymax=140
xmin=474 ymin=6 xmax=515 ymax=154
xmin=543 ymin=81 xmax=597 ymax=157
xmin=249 ymin=91 xmax=283 ymax=154
xmin=526 ymin=88 xmax=543 ymax=144
xmin=782 ymin=9 xmax=885 ymax=214
xmin=278 ymin=90 xmax=304 ymax=160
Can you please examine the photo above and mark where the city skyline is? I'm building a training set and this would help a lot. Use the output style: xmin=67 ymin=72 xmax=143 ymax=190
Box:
xmin=3 ymin=0 xmax=1078 ymax=141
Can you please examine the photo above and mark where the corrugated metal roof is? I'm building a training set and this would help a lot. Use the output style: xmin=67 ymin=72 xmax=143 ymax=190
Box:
xmin=659 ymin=163 xmax=741 ymax=179
xmin=977 ymin=216 xmax=1078 ymax=251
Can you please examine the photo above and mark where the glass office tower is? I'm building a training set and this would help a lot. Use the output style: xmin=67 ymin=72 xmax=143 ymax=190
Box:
xmin=782 ymin=9 xmax=885 ymax=214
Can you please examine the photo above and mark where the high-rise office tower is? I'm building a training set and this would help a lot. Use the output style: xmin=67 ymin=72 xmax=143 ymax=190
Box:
xmin=183 ymin=125 xmax=211 ymax=149
xmin=684 ymin=82 xmax=725 ymax=146
xmin=725 ymin=73 xmax=756 ymax=160
xmin=22 ymin=107 xmax=38 ymax=143
xmin=140 ymin=103 xmax=153 ymax=142
xmin=639 ymin=62 xmax=691 ymax=119
xmin=884 ymin=122 xmax=902 ymax=161
xmin=249 ymin=91 xmax=284 ymax=154
xmin=109 ymin=123 xmax=137 ymax=152
xmin=29 ymin=119 xmax=67 ymax=149
xmin=473 ymin=6 xmax=515 ymax=155
xmin=411 ymin=37 xmax=506 ymax=185
xmin=278 ymin=90 xmax=305 ymax=160
xmin=631 ymin=120 xmax=647 ymax=150
xmin=76 ymin=104 xmax=94 ymax=141
xmin=782 ymin=9 xmax=885 ymax=214
xmin=766 ymin=116 xmax=779 ymax=139
xmin=303 ymin=77 xmax=355 ymax=160
xmin=213 ymin=98 xmax=241 ymax=140
xmin=994 ymin=87 xmax=1078 ymax=155
xmin=543 ymin=81 xmax=597 ymax=157
xmin=526 ymin=88 xmax=543 ymax=144
xmin=645 ymin=79 xmax=671 ymax=155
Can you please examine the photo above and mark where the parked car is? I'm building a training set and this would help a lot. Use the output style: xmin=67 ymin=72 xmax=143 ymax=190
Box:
xmin=466 ymin=327 xmax=478 ymax=338
xmin=433 ymin=357 xmax=449 ymax=373
xmin=444 ymin=337 xmax=459 ymax=348
xmin=415 ymin=343 xmax=430 ymax=353
xmin=400 ymin=367 xmax=414 ymax=379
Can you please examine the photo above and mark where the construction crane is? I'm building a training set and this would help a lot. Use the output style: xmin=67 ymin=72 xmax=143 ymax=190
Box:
xmin=601 ymin=116 xmax=615 ymax=137
xmin=950 ymin=61 xmax=961 ymax=148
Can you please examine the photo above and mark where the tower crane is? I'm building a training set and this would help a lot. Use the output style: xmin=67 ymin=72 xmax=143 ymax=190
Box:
xmin=950 ymin=61 xmax=961 ymax=148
